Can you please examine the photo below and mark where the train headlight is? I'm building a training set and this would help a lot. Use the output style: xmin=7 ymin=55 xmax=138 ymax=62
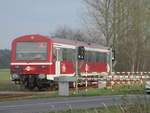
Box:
xmin=38 ymin=74 xmax=46 ymax=79
xmin=11 ymin=74 xmax=19 ymax=80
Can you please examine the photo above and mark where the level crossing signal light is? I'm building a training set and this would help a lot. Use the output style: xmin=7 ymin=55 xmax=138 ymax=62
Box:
xmin=77 ymin=46 xmax=85 ymax=60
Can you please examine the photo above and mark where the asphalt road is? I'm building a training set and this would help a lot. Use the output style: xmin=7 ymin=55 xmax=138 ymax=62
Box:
xmin=0 ymin=95 xmax=149 ymax=113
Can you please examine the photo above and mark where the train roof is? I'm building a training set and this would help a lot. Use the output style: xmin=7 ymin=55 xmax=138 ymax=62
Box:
xmin=51 ymin=37 xmax=109 ymax=50
xmin=14 ymin=34 xmax=110 ymax=50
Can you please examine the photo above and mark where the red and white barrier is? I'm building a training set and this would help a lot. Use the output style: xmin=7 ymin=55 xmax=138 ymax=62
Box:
xmin=78 ymin=72 xmax=150 ymax=88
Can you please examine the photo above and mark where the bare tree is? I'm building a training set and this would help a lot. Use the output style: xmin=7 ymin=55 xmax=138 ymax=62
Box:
xmin=83 ymin=0 xmax=150 ymax=72
xmin=52 ymin=26 xmax=89 ymax=42
xmin=84 ymin=0 xmax=113 ymax=46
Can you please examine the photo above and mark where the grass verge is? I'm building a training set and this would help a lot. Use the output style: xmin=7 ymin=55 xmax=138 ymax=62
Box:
xmin=46 ymin=95 xmax=150 ymax=113
xmin=0 ymin=69 xmax=10 ymax=83
xmin=0 ymin=87 xmax=145 ymax=102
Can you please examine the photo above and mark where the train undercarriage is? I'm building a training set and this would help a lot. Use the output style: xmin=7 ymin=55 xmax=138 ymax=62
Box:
xmin=12 ymin=74 xmax=57 ymax=90
xmin=12 ymin=74 xmax=98 ymax=91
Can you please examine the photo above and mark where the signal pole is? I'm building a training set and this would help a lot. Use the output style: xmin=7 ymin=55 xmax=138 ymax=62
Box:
xmin=75 ymin=47 xmax=79 ymax=93
xmin=75 ymin=46 xmax=85 ymax=93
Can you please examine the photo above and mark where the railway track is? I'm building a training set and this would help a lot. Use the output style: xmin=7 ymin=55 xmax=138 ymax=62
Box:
xmin=0 ymin=94 xmax=33 ymax=99
xmin=0 ymin=86 xmax=98 ymax=99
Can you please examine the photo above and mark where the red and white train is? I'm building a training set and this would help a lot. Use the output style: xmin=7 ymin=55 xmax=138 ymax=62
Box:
xmin=10 ymin=34 xmax=112 ymax=90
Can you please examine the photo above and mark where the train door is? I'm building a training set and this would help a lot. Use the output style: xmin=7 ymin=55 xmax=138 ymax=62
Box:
xmin=55 ymin=48 xmax=62 ymax=76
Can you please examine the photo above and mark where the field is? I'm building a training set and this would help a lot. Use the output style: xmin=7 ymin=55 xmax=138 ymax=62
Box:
xmin=0 ymin=69 xmax=24 ymax=91
xmin=0 ymin=69 xmax=10 ymax=83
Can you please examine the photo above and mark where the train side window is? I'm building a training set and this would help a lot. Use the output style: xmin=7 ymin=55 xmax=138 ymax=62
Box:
xmin=89 ymin=51 xmax=93 ymax=62
xmin=100 ymin=52 xmax=107 ymax=62
xmin=53 ymin=47 xmax=57 ymax=60
xmin=94 ymin=52 xmax=97 ymax=62
xmin=86 ymin=51 xmax=95 ymax=62
xmin=96 ymin=52 xmax=99 ymax=62
xmin=91 ymin=51 xmax=96 ymax=62
xmin=62 ymin=48 xmax=75 ymax=62
xmin=87 ymin=51 xmax=91 ymax=62
xmin=95 ymin=52 xmax=107 ymax=62
xmin=103 ymin=53 xmax=107 ymax=62
xmin=62 ymin=48 xmax=66 ymax=61
xmin=79 ymin=50 xmax=108 ymax=63
xmin=84 ymin=50 xmax=88 ymax=62
xmin=99 ymin=52 xmax=103 ymax=62
xmin=53 ymin=47 xmax=63 ymax=61
xmin=85 ymin=51 xmax=88 ymax=62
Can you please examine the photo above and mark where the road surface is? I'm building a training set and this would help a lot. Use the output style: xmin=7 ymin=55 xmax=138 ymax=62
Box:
xmin=0 ymin=95 xmax=149 ymax=113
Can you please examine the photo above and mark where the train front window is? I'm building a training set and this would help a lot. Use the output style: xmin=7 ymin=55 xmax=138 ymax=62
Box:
xmin=16 ymin=41 xmax=48 ymax=61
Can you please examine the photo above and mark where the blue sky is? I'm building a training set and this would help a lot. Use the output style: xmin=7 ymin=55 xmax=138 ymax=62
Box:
xmin=0 ymin=0 xmax=83 ymax=49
